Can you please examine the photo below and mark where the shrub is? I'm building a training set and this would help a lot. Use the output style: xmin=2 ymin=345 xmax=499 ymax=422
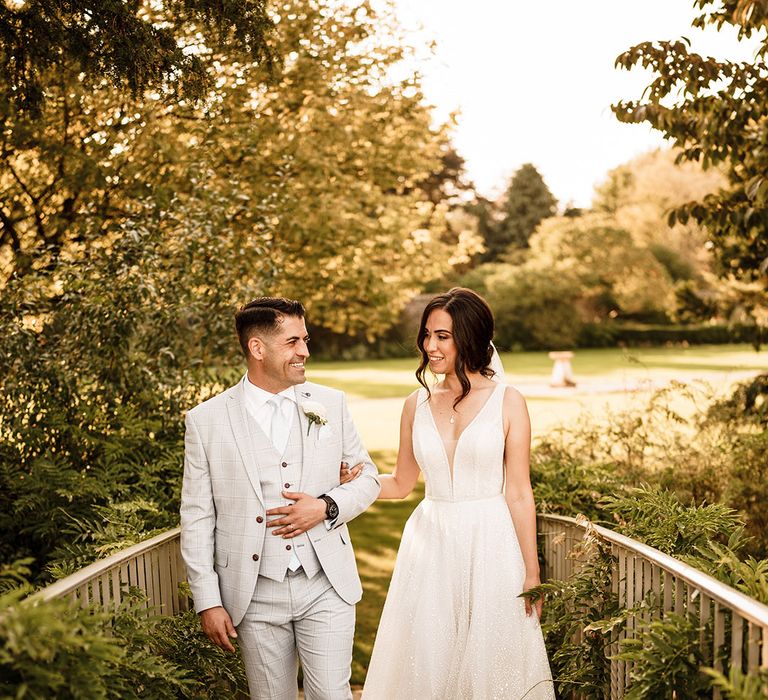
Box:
xmin=44 ymin=500 xmax=176 ymax=580
xmin=607 ymin=323 xmax=760 ymax=347
xmin=536 ymin=528 xmax=617 ymax=699
xmin=0 ymin=222 xmax=234 ymax=581
xmin=153 ymin=605 xmax=249 ymax=698
xmin=0 ymin=587 xmax=192 ymax=699
xmin=476 ymin=264 xmax=584 ymax=350
xmin=532 ymin=378 xmax=768 ymax=695
xmin=702 ymin=374 xmax=768 ymax=558
xmin=531 ymin=446 xmax=627 ymax=522
xmin=602 ymin=486 xmax=743 ymax=557
xmin=704 ymin=667 xmax=768 ymax=699
xmin=708 ymin=374 xmax=768 ymax=427
xmin=723 ymin=431 xmax=768 ymax=558
xmin=0 ymin=573 xmax=248 ymax=699
xmin=617 ymin=613 xmax=710 ymax=699
xmin=686 ymin=541 xmax=768 ymax=605
xmin=532 ymin=378 xmax=768 ymax=557
xmin=537 ymin=493 xmax=753 ymax=699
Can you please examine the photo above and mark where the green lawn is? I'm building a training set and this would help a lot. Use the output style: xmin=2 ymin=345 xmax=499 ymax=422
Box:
xmin=308 ymin=344 xmax=765 ymax=448
xmin=309 ymin=344 xmax=765 ymax=395
xmin=330 ymin=344 xmax=765 ymax=684
xmin=348 ymin=449 xmax=416 ymax=685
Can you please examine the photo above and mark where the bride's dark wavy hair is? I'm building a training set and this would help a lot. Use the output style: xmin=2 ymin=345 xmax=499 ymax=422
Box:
xmin=416 ymin=287 xmax=496 ymax=409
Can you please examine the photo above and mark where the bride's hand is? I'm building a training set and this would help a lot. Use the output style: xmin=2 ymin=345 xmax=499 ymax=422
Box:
xmin=523 ymin=576 xmax=544 ymax=619
xmin=339 ymin=461 xmax=363 ymax=484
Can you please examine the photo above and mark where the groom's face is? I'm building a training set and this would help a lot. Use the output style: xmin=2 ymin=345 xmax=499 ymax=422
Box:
xmin=258 ymin=315 xmax=310 ymax=390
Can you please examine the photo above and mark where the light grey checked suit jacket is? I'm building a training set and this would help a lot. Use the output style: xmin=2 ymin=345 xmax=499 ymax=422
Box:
xmin=180 ymin=378 xmax=381 ymax=627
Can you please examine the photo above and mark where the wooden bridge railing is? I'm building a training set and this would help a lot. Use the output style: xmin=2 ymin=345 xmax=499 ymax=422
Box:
xmin=31 ymin=517 xmax=768 ymax=698
xmin=539 ymin=513 xmax=768 ymax=699
xmin=29 ymin=527 xmax=189 ymax=615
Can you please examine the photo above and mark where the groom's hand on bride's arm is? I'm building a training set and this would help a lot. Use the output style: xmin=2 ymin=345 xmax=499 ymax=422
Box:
xmin=200 ymin=606 xmax=237 ymax=652
xmin=267 ymin=491 xmax=326 ymax=538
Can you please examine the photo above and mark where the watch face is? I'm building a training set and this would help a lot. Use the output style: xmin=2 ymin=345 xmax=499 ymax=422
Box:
xmin=324 ymin=497 xmax=339 ymax=519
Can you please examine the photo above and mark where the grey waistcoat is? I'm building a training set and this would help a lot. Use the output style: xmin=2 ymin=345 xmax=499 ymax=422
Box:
xmin=247 ymin=406 xmax=321 ymax=582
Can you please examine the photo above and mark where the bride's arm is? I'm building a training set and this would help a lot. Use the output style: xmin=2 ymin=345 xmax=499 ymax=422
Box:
xmin=377 ymin=391 xmax=421 ymax=499
xmin=501 ymin=386 xmax=542 ymax=617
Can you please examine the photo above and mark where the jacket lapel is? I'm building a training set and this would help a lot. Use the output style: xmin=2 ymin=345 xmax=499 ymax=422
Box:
xmin=226 ymin=380 xmax=265 ymax=507
xmin=296 ymin=384 xmax=316 ymax=491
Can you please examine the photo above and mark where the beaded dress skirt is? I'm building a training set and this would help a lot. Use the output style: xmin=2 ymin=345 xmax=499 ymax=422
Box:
xmin=362 ymin=385 xmax=554 ymax=699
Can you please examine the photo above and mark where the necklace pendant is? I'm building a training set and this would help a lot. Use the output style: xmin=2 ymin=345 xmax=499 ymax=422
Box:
xmin=449 ymin=414 xmax=455 ymax=424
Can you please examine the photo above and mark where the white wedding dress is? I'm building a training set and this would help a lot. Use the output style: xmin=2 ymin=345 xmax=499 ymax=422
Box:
xmin=362 ymin=383 xmax=555 ymax=699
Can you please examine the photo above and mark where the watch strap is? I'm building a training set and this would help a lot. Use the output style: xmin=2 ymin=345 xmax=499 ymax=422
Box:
xmin=319 ymin=494 xmax=339 ymax=519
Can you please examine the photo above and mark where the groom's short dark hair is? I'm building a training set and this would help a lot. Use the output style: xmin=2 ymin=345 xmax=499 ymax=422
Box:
xmin=235 ymin=296 xmax=305 ymax=357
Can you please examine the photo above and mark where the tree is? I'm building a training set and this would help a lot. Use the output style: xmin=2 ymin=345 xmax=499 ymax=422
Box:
xmin=0 ymin=65 xmax=178 ymax=279
xmin=528 ymin=214 xmax=676 ymax=321
xmin=0 ymin=0 xmax=469 ymax=579
xmin=483 ymin=163 xmax=557 ymax=261
xmin=1 ymin=0 xmax=465 ymax=337
xmin=0 ymin=0 xmax=275 ymax=115
xmin=183 ymin=0 xmax=468 ymax=337
xmin=613 ymin=0 xmax=768 ymax=287
xmin=482 ymin=264 xmax=585 ymax=349
xmin=459 ymin=214 xmax=677 ymax=349
xmin=593 ymin=149 xmax=726 ymax=303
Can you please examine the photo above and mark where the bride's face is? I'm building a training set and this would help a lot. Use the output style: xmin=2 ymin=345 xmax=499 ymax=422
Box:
xmin=423 ymin=308 xmax=457 ymax=374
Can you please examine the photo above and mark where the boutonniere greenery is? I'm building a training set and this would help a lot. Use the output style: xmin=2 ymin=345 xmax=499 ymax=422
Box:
xmin=302 ymin=400 xmax=328 ymax=436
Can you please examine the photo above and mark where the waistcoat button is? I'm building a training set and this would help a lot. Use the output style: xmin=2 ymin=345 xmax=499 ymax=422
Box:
xmin=256 ymin=516 xmax=263 ymax=523
xmin=252 ymin=554 xmax=259 ymax=561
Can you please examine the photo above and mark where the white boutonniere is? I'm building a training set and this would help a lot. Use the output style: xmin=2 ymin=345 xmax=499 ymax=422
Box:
xmin=302 ymin=400 xmax=328 ymax=436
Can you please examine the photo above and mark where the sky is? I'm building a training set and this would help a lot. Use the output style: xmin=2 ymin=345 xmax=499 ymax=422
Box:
xmin=390 ymin=0 xmax=762 ymax=208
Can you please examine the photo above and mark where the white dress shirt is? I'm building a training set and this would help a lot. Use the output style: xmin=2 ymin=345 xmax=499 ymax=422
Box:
xmin=242 ymin=376 xmax=296 ymax=450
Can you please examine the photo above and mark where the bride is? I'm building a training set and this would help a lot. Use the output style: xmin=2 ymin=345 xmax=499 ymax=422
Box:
xmin=361 ymin=287 xmax=554 ymax=699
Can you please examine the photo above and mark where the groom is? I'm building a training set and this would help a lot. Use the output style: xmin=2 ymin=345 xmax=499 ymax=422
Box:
xmin=180 ymin=296 xmax=380 ymax=699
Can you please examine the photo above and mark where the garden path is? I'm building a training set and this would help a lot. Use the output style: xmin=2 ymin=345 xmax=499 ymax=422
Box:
xmin=347 ymin=369 xmax=761 ymax=449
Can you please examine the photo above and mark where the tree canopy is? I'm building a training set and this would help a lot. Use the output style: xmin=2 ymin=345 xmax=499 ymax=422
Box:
xmin=529 ymin=214 xmax=676 ymax=319
xmin=0 ymin=0 xmax=275 ymax=115
xmin=613 ymin=0 xmax=768 ymax=287
xmin=593 ymin=149 xmax=724 ymax=285
xmin=482 ymin=163 xmax=557 ymax=261
xmin=1 ymin=0 xmax=466 ymax=337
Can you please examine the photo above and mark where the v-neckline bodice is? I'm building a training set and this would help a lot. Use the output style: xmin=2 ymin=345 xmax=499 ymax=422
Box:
xmin=425 ymin=383 xmax=503 ymax=484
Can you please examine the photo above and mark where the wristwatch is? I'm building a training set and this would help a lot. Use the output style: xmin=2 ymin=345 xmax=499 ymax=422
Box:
xmin=319 ymin=494 xmax=339 ymax=520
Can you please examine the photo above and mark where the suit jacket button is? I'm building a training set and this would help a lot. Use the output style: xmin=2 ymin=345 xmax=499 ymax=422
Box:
xmin=285 ymin=545 xmax=292 ymax=551
xmin=256 ymin=516 xmax=264 ymax=524
xmin=281 ymin=461 xmax=288 ymax=468
xmin=252 ymin=554 xmax=259 ymax=561
xmin=284 ymin=483 xmax=290 ymax=488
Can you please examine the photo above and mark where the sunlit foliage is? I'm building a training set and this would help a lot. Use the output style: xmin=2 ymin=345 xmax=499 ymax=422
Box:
xmin=614 ymin=0 xmax=768 ymax=288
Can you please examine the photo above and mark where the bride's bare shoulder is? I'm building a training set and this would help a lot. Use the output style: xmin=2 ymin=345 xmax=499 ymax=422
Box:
xmin=403 ymin=387 xmax=422 ymax=411
xmin=502 ymin=384 xmax=529 ymax=413
xmin=405 ymin=387 xmax=421 ymax=401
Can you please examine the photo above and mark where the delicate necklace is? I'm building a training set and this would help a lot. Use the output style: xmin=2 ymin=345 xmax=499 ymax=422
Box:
xmin=438 ymin=385 xmax=458 ymax=423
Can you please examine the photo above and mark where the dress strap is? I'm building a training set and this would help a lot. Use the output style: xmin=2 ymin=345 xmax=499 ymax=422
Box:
xmin=489 ymin=382 xmax=508 ymax=421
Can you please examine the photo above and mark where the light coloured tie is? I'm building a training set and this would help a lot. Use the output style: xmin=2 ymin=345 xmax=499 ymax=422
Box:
xmin=267 ymin=395 xmax=289 ymax=455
